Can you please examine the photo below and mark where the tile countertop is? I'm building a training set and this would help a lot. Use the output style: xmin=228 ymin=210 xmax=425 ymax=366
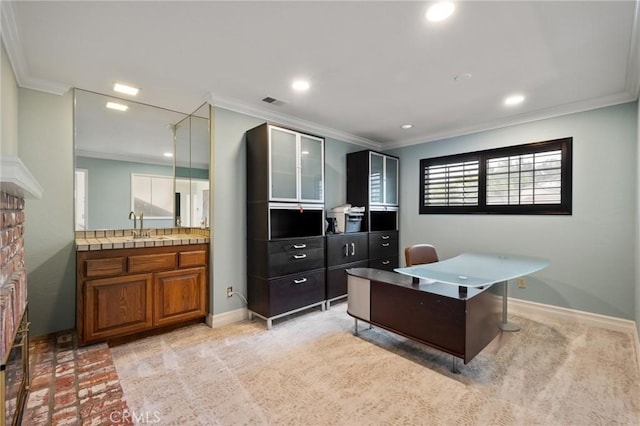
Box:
xmin=75 ymin=231 xmax=210 ymax=251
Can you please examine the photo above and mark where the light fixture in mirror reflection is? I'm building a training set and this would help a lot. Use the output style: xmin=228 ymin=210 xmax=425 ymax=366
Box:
xmin=74 ymin=89 xmax=210 ymax=231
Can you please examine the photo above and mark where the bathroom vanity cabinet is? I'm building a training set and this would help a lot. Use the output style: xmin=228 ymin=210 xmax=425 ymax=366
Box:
xmin=76 ymin=244 xmax=208 ymax=345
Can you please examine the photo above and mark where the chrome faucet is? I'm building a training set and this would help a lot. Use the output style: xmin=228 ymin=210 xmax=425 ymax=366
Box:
xmin=128 ymin=211 xmax=137 ymax=233
xmin=128 ymin=211 xmax=147 ymax=238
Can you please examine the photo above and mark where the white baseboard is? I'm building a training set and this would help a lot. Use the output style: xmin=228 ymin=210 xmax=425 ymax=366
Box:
xmin=206 ymin=308 xmax=249 ymax=328
xmin=507 ymin=297 xmax=637 ymax=334
xmin=506 ymin=297 xmax=640 ymax=375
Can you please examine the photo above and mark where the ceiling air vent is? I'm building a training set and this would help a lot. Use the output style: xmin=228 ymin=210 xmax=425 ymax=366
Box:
xmin=262 ymin=96 xmax=286 ymax=106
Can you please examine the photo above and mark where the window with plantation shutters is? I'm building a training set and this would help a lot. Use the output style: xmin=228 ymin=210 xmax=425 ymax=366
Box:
xmin=419 ymin=137 xmax=572 ymax=215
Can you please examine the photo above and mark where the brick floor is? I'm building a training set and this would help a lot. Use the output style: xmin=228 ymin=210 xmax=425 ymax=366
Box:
xmin=23 ymin=331 xmax=132 ymax=425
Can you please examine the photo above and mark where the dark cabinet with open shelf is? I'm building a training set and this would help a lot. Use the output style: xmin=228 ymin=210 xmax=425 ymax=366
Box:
xmin=347 ymin=150 xmax=400 ymax=270
xmin=246 ymin=123 xmax=326 ymax=328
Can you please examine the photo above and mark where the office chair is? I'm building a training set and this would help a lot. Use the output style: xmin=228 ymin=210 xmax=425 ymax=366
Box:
xmin=404 ymin=244 xmax=439 ymax=266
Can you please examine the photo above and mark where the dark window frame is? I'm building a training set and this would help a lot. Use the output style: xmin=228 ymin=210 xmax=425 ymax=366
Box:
xmin=419 ymin=137 xmax=572 ymax=215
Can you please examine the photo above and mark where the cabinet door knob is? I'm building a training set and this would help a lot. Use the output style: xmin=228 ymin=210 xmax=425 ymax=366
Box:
xmin=293 ymin=244 xmax=307 ymax=249
xmin=293 ymin=278 xmax=308 ymax=284
xmin=293 ymin=253 xmax=307 ymax=259
xmin=381 ymin=242 xmax=390 ymax=247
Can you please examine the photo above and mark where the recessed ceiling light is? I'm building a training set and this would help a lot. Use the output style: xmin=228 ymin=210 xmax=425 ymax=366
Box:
xmin=105 ymin=102 xmax=128 ymax=111
xmin=163 ymin=152 xmax=173 ymax=158
xmin=401 ymin=124 xmax=414 ymax=129
xmin=426 ymin=1 xmax=455 ymax=22
xmin=292 ymin=80 xmax=310 ymax=91
xmin=113 ymin=83 xmax=139 ymax=96
xmin=504 ymin=94 xmax=525 ymax=106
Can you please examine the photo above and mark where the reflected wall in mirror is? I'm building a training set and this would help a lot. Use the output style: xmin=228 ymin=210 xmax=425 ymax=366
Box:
xmin=74 ymin=89 xmax=210 ymax=231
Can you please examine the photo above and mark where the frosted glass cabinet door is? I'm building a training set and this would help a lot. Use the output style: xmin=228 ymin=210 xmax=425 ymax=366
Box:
xmin=300 ymin=134 xmax=324 ymax=201
xmin=369 ymin=153 xmax=384 ymax=204
xmin=270 ymin=127 xmax=298 ymax=200
xmin=385 ymin=156 xmax=398 ymax=205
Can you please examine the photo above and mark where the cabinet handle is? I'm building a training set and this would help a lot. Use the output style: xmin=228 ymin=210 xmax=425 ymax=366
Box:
xmin=382 ymin=260 xmax=390 ymax=265
xmin=293 ymin=244 xmax=307 ymax=249
xmin=381 ymin=242 xmax=390 ymax=247
xmin=351 ymin=242 xmax=355 ymax=256
xmin=344 ymin=244 xmax=349 ymax=257
xmin=381 ymin=235 xmax=390 ymax=240
xmin=293 ymin=278 xmax=308 ymax=284
xmin=293 ymin=254 xmax=307 ymax=259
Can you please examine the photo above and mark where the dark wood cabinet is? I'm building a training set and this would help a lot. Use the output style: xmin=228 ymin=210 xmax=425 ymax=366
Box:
xmin=347 ymin=150 xmax=400 ymax=271
xmin=325 ymin=232 xmax=368 ymax=306
xmin=77 ymin=244 xmax=209 ymax=345
xmin=246 ymin=123 xmax=326 ymax=328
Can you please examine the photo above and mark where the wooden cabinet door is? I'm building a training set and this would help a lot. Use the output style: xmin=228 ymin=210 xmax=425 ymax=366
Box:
xmin=153 ymin=267 xmax=206 ymax=327
xmin=83 ymin=273 xmax=153 ymax=343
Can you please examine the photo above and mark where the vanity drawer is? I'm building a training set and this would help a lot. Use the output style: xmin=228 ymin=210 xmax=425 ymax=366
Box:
xmin=128 ymin=253 xmax=177 ymax=273
xmin=179 ymin=250 xmax=207 ymax=268
xmin=85 ymin=257 xmax=125 ymax=278
xmin=369 ymin=231 xmax=398 ymax=260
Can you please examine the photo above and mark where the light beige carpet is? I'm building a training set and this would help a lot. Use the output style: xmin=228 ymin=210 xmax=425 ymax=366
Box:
xmin=110 ymin=302 xmax=640 ymax=425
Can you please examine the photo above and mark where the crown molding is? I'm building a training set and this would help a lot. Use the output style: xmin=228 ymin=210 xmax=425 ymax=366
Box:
xmin=1 ymin=1 xmax=71 ymax=95
xmin=385 ymin=90 xmax=637 ymax=150
xmin=625 ymin=0 xmax=640 ymax=98
xmin=207 ymin=92 xmax=381 ymax=150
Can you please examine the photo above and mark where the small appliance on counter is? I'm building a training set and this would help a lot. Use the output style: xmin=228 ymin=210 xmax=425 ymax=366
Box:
xmin=326 ymin=204 xmax=365 ymax=233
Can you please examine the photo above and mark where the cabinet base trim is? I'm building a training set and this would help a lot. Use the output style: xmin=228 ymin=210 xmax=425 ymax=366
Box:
xmin=206 ymin=308 xmax=249 ymax=329
xmin=249 ymin=301 xmax=326 ymax=330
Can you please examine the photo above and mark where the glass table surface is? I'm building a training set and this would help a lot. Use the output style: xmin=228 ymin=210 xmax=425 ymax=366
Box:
xmin=395 ymin=252 xmax=550 ymax=288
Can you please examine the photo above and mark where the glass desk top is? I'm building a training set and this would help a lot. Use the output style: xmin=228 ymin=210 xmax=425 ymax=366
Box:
xmin=395 ymin=253 xmax=550 ymax=288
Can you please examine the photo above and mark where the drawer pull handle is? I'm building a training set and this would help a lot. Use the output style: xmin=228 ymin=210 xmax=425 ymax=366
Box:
xmin=382 ymin=260 xmax=390 ymax=265
xmin=293 ymin=244 xmax=307 ymax=249
xmin=293 ymin=278 xmax=308 ymax=284
xmin=381 ymin=235 xmax=390 ymax=240
xmin=381 ymin=242 xmax=390 ymax=247
xmin=351 ymin=242 xmax=356 ymax=256
xmin=293 ymin=254 xmax=307 ymax=259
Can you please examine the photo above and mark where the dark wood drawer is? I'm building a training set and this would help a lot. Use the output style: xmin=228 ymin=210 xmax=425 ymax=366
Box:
xmin=267 ymin=237 xmax=325 ymax=277
xmin=269 ymin=269 xmax=325 ymax=316
xmin=85 ymin=257 xmax=125 ymax=278
xmin=128 ymin=253 xmax=177 ymax=273
xmin=369 ymin=256 xmax=398 ymax=272
xmin=369 ymin=231 xmax=398 ymax=260
xmin=326 ymin=232 xmax=368 ymax=267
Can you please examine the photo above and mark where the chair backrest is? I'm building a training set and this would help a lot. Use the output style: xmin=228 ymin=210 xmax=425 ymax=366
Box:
xmin=405 ymin=244 xmax=439 ymax=266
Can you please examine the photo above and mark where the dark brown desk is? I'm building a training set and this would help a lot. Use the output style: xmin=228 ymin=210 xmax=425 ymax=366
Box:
xmin=346 ymin=268 xmax=502 ymax=371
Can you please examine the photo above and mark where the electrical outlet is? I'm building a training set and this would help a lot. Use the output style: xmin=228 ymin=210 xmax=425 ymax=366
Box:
xmin=226 ymin=286 xmax=233 ymax=297
xmin=517 ymin=278 xmax=526 ymax=288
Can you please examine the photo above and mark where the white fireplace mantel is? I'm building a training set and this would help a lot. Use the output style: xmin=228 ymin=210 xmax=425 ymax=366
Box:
xmin=0 ymin=155 xmax=43 ymax=199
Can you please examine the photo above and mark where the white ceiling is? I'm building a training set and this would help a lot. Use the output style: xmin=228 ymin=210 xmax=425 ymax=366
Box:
xmin=3 ymin=1 xmax=639 ymax=150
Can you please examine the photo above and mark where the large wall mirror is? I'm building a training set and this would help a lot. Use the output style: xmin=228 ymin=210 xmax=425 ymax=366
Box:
xmin=74 ymin=89 xmax=210 ymax=231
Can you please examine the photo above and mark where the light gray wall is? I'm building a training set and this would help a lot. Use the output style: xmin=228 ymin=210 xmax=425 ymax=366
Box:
xmin=18 ymin=88 xmax=75 ymax=336
xmin=1 ymin=40 xmax=19 ymax=156
xmin=388 ymin=102 xmax=637 ymax=320
xmin=76 ymin=156 xmax=174 ymax=229
xmin=210 ymin=108 xmax=366 ymax=315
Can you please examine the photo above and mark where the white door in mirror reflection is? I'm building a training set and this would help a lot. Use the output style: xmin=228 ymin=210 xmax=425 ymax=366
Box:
xmin=131 ymin=174 xmax=173 ymax=218
xmin=75 ymin=169 xmax=88 ymax=230
xmin=175 ymin=178 xmax=209 ymax=227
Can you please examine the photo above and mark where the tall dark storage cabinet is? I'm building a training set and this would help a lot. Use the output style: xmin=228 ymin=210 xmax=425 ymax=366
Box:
xmin=347 ymin=150 xmax=400 ymax=271
xmin=246 ymin=123 xmax=326 ymax=329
